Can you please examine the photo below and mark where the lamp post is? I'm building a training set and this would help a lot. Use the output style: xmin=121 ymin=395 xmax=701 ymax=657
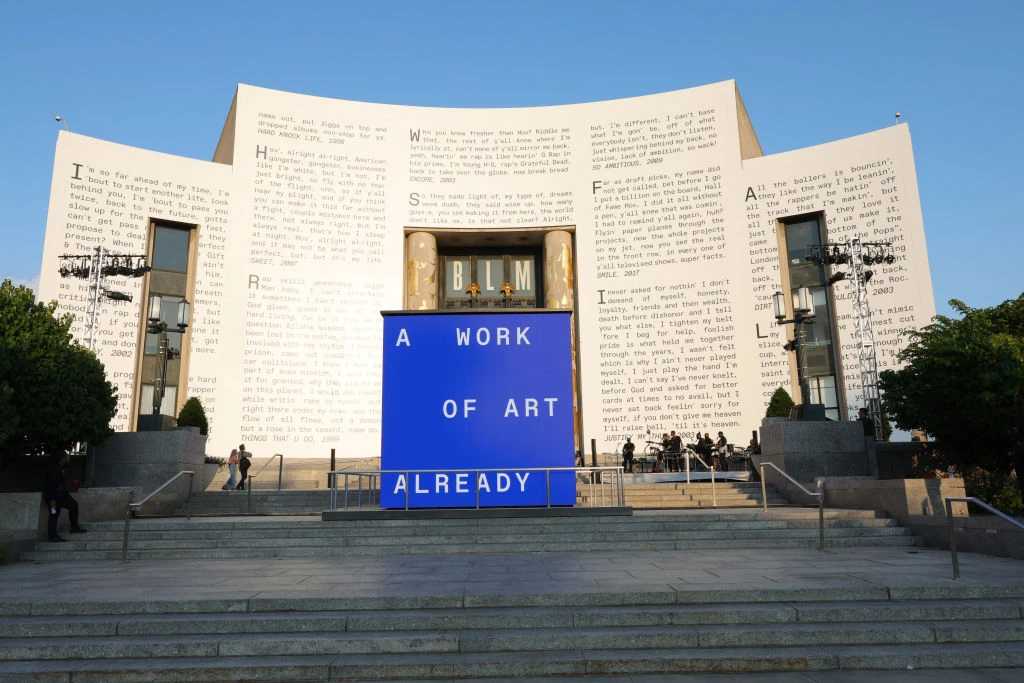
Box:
xmin=146 ymin=295 xmax=190 ymax=416
xmin=773 ymin=286 xmax=815 ymax=408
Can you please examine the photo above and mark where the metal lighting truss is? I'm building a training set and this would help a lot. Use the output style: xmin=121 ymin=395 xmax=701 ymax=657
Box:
xmin=847 ymin=238 xmax=883 ymax=436
xmin=58 ymin=246 xmax=150 ymax=353
xmin=82 ymin=246 xmax=106 ymax=353
xmin=806 ymin=238 xmax=898 ymax=436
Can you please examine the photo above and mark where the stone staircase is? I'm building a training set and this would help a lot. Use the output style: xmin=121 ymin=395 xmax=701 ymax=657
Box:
xmin=175 ymin=480 xmax=789 ymax=516
xmin=624 ymin=481 xmax=789 ymax=509
xmin=174 ymin=489 xmax=333 ymax=516
xmin=20 ymin=508 xmax=920 ymax=563
xmin=2 ymin=585 xmax=1024 ymax=680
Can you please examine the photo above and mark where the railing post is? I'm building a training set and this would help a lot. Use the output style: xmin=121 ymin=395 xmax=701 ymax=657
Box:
xmin=475 ymin=470 xmax=480 ymax=509
xmin=947 ymin=498 xmax=960 ymax=580
xmin=277 ymin=454 xmax=283 ymax=490
xmin=816 ymin=478 xmax=825 ymax=551
xmin=247 ymin=475 xmax=252 ymax=512
xmin=328 ymin=471 xmax=336 ymax=511
xmin=685 ymin=450 xmax=690 ymax=484
xmin=711 ymin=465 xmax=716 ymax=509
xmin=186 ymin=472 xmax=193 ymax=521
xmin=760 ymin=464 xmax=768 ymax=512
xmin=546 ymin=469 xmax=551 ymax=508
xmin=121 ymin=504 xmax=132 ymax=562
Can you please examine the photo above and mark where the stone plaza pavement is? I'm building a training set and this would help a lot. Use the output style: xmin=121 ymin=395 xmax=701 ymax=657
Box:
xmin=2 ymin=516 xmax=1024 ymax=680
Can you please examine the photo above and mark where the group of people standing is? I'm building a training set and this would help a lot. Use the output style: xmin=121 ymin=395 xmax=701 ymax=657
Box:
xmin=222 ymin=444 xmax=252 ymax=490
xmin=621 ymin=430 xmax=729 ymax=473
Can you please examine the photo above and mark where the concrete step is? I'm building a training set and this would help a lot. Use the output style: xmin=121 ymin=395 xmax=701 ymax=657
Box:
xmin=7 ymin=643 xmax=1024 ymax=681
xmin=24 ymin=524 xmax=916 ymax=550
xmin=8 ymin=599 xmax=1018 ymax=639
xmin=3 ymin=589 xmax=1024 ymax=680
xmin=20 ymin=536 xmax=924 ymax=563
xmin=22 ymin=508 xmax=923 ymax=563
xmin=6 ymin=618 xmax=1024 ymax=661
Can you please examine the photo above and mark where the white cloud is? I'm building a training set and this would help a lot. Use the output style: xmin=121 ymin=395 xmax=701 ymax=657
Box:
xmin=4 ymin=275 xmax=40 ymax=296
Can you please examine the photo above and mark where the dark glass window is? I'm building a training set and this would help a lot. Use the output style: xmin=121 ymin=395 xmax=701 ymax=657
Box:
xmin=152 ymin=226 xmax=190 ymax=272
xmin=144 ymin=294 xmax=185 ymax=355
xmin=783 ymin=215 xmax=840 ymax=413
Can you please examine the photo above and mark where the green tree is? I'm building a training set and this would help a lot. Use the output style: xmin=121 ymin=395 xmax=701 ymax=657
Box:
xmin=177 ymin=396 xmax=209 ymax=435
xmin=0 ymin=279 xmax=118 ymax=458
xmin=879 ymin=294 xmax=1024 ymax=482
xmin=765 ymin=386 xmax=795 ymax=418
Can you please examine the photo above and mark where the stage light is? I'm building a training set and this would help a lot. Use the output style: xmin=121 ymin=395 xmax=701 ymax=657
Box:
xmin=825 ymin=271 xmax=847 ymax=287
xmin=864 ymin=270 xmax=874 ymax=283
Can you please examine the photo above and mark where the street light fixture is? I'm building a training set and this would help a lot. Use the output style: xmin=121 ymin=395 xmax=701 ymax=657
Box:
xmin=146 ymin=294 xmax=190 ymax=416
xmin=773 ymin=286 xmax=816 ymax=411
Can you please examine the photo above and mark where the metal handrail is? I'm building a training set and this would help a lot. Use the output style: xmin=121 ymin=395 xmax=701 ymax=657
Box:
xmin=121 ymin=470 xmax=194 ymax=562
xmin=246 ymin=453 xmax=284 ymax=508
xmin=679 ymin=450 xmax=717 ymax=506
xmin=944 ymin=496 xmax=1024 ymax=580
xmin=328 ymin=466 xmax=624 ymax=511
xmin=759 ymin=462 xmax=825 ymax=551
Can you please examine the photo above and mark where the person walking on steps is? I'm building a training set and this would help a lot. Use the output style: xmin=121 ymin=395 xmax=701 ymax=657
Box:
xmin=223 ymin=448 xmax=239 ymax=490
xmin=237 ymin=445 xmax=252 ymax=490
xmin=43 ymin=452 xmax=87 ymax=542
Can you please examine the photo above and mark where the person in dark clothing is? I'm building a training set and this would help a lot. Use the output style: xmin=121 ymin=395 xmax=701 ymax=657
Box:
xmin=857 ymin=408 xmax=876 ymax=439
xmin=715 ymin=431 xmax=728 ymax=470
xmin=237 ymin=445 xmax=252 ymax=490
xmin=858 ymin=408 xmax=879 ymax=479
xmin=666 ymin=431 xmax=682 ymax=471
xmin=621 ymin=437 xmax=635 ymax=473
xmin=43 ymin=452 xmax=86 ymax=542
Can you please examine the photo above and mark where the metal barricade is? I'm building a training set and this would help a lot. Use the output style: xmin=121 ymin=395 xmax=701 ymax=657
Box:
xmin=327 ymin=467 xmax=624 ymax=511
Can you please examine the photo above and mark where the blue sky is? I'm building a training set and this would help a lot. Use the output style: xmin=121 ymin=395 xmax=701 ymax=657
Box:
xmin=2 ymin=1 xmax=1021 ymax=317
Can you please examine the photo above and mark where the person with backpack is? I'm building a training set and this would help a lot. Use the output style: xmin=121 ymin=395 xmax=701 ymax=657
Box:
xmin=237 ymin=445 xmax=252 ymax=490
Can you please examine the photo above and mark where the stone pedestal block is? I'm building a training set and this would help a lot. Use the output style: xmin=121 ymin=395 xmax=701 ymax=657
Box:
xmin=822 ymin=477 xmax=967 ymax=524
xmin=758 ymin=419 xmax=869 ymax=483
xmin=91 ymin=430 xmax=207 ymax=513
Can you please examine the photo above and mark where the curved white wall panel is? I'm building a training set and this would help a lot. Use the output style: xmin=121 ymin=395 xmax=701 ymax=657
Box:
xmin=38 ymin=81 xmax=934 ymax=459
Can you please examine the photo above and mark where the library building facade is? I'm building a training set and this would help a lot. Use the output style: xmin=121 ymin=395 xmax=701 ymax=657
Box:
xmin=38 ymin=80 xmax=934 ymax=459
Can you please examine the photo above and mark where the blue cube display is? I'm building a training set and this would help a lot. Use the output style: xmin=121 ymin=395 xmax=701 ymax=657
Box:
xmin=380 ymin=310 xmax=576 ymax=508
